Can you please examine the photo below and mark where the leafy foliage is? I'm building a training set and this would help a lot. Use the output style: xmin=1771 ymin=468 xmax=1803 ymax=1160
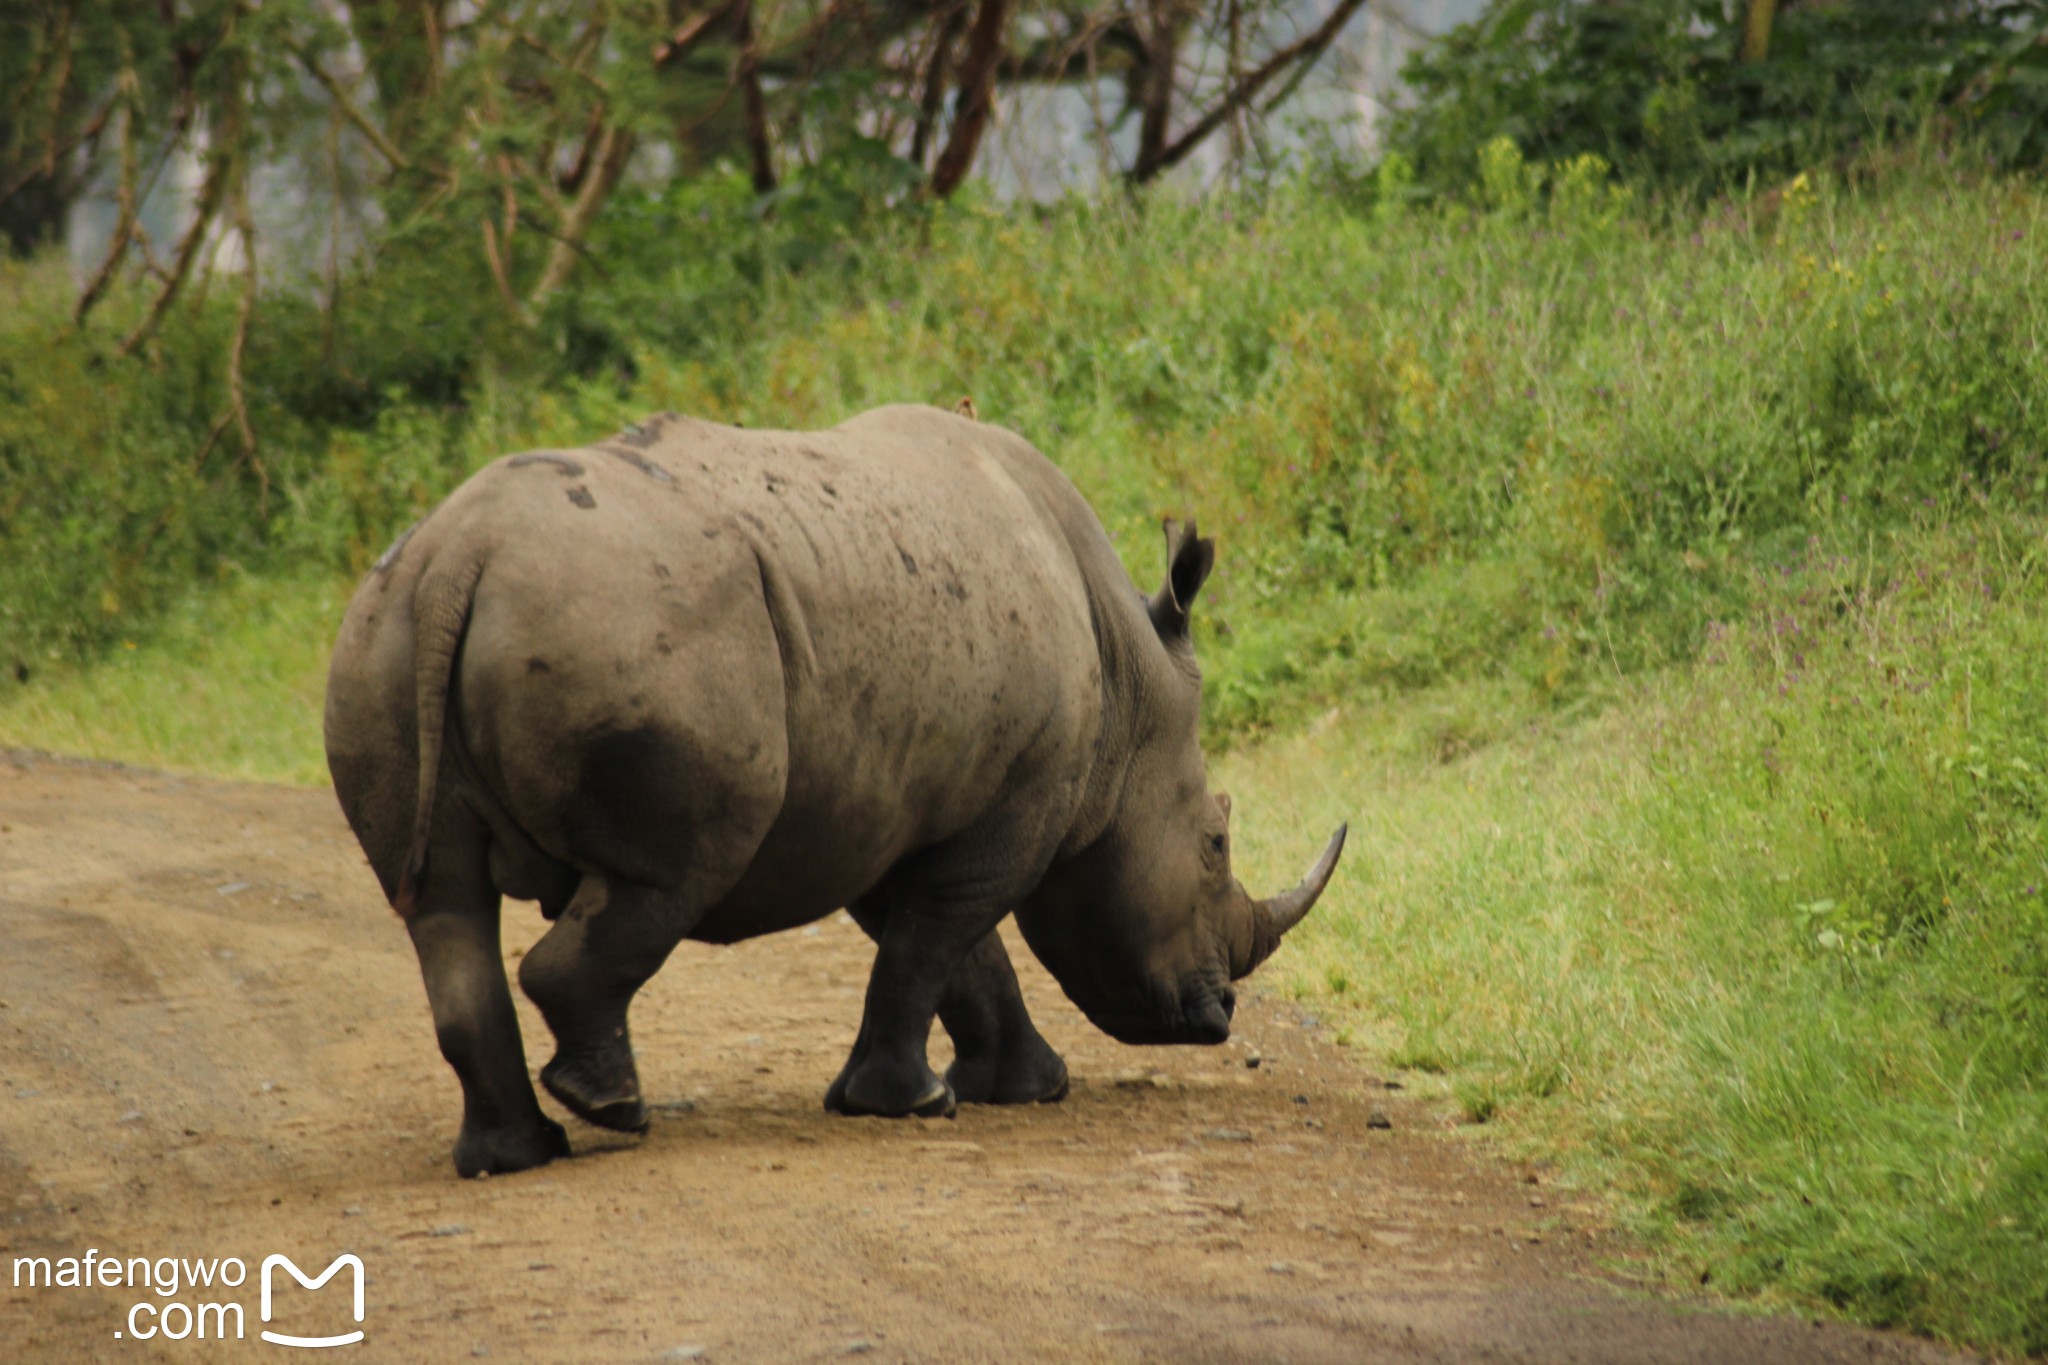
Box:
xmin=1388 ymin=0 xmax=2048 ymax=197
xmin=8 ymin=151 xmax=2047 ymax=730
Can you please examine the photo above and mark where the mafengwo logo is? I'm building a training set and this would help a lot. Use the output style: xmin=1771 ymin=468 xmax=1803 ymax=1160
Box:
xmin=260 ymin=1254 xmax=365 ymax=1348
xmin=10 ymin=1247 xmax=365 ymax=1348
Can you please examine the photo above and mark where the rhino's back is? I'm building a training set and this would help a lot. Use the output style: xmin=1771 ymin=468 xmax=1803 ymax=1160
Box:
xmin=620 ymin=407 xmax=1109 ymax=933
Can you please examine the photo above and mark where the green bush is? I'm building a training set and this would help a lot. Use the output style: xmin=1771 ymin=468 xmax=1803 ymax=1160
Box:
xmin=0 ymin=260 xmax=252 ymax=675
xmin=1388 ymin=0 xmax=2048 ymax=200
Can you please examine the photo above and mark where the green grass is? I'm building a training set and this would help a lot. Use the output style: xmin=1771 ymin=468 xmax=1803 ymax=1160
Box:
xmin=0 ymin=569 xmax=345 ymax=785
xmin=1221 ymin=509 xmax=2048 ymax=1352
xmin=3 ymin=150 xmax=2046 ymax=1351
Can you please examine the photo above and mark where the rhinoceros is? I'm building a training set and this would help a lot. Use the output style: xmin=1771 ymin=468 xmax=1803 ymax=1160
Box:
xmin=324 ymin=404 xmax=1345 ymax=1177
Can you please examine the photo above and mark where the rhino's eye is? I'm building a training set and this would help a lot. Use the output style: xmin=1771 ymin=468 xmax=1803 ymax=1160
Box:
xmin=1206 ymin=832 xmax=1227 ymax=859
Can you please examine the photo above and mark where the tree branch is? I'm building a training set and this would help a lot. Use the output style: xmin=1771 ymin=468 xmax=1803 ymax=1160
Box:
xmin=1741 ymin=0 xmax=1776 ymax=63
xmin=285 ymin=39 xmax=412 ymax=171
xmin=118 ymin=136 xmax=228 ymax=356
xmin=226 ymin=165 xmax=263 ymax=500
xmin=557 ymin=103 xmax=607 ymax=195
xmin=929 ymin=0 xmax=1012 ymax=197
xmin=527 ymin=123 xmax=636 ymax=310
xmin=481 ymin=216 xmax=520 ymax=314
xmin=35 ymin=8 xmax=76 ymax=180
xmin=1132 ymin=0 xmax=1369 ymax=183
xmin=74 ymin=70 xmax=141 ymax=327
xmin=654 ymin=0 xmax=743 ymax=68
xmin=1134 ymin=0 xmax=1189 ymax=179
xmin=911 ymin=3 xmax=970 ymax=169
xmin=736 ymin=0 xmax=776 ymax=194
xmin=0 ymin=93 xmax=113 ymax=212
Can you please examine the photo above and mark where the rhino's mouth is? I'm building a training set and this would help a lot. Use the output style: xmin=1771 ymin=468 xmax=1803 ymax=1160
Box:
xmin=1084 ymin=979 xmax=1235 ymax=1047
xmin=1181 ymin=981 xmax=1235 ymax=1043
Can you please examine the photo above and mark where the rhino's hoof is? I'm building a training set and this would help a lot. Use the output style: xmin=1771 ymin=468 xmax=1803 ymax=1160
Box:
xmin=824 ymin=1069 xmax=957 ymax=1120
xmin=454 ymin=1115 xmax=571 ymax=1178
xmin=908 ymin=1082 xmax=958 ymax=1119
xmin=948 ymin=1047 xmax=1069 ymax=1106
xmin=569 ymin=1094 xmax=650 ymax=1133
xmin=541 ymin=1055 xmax=649 ymax=1134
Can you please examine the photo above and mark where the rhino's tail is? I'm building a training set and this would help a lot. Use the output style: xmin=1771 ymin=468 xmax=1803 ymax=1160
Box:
xmin=393 ymin=554 xmax=486 ymax=917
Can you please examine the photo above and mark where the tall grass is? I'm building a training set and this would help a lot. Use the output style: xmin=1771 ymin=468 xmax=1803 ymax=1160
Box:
xmin=1222 ymin=508 xmax=2048 ymax=1351
xmin=581 ymin=150 xmax=2048 ymax=742
xmin=2 ymin=151 xmax=2044 ymax=1349
xmin=7 ymin=151 xmax=2046 ymax=729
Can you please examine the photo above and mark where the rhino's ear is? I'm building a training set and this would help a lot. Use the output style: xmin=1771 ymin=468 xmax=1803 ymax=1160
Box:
xmin=1148 ymin=517 xmax=1216 ymax=640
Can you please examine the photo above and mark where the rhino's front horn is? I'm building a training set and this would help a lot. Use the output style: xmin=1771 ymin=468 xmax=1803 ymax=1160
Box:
xmin=1262 ymin=823 xmax=1348 ymax=939
xmin=1231 ymin=824 xmax=1348 ymax=981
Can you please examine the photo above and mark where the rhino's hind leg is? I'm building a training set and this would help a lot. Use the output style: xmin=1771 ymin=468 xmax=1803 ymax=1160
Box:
xmin=841 ymin=907 xmax=1067 ymax=1107
xmin=518 ymin=874 xmax=700 ymax=1134
xmin=406 ymin=828 xmax=570 ymax=1177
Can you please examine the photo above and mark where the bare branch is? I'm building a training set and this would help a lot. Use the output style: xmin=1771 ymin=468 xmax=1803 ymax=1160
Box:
xmin=1133 ymin=0 xmax=1370 ymax=183
xmin=527 ymin=123 xmax=636 ymax=310
xmin=323 ymin=109 xmax=343 ymax=362
xmin=654 ymin=1 xmax=742 ymax=68
xmin=516 ymin=29 xmax=612 ymax=96
xmin=227 ymin=168 xmax=262 ymax=499
xmin=35 ymin=8 xmax=77 ymax=179
xmin=1224 ymin=0 xmax=1245 ymax=170
xmin=558 ymin=103 xmax=608 ymax=196
xmin=1741 ymin=0 xmax=1777 ymax=63
xmin=118 ymin=139 xmax=228 ymax=356
xmin=481 ymin=216 xmax=521 ymax=314
xmin=1134 ymin=0 xmax=1193 ymax=178
xmin=75 ymin=70 xmax=142 ymax=327
xmin=285 ymin=38 xmax=412 ymax=171
xmin=162 ymin=0 xmax=205 ymax=136
xmin=0 ymin=94 xmax=113 ymax=212
xmin=4 ymin=10 xmax=67 ymax=133
xmin=1084 ymin=16 xmax=1117 ymax=180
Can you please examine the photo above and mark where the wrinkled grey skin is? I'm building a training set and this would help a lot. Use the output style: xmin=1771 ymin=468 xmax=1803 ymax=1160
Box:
xmin=324 ymin=405 xmax=1345 ymax=1177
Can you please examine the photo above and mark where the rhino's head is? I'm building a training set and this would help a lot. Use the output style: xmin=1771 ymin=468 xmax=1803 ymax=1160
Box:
xmin=1016 ymin=520 xmax=1347 ymax=1046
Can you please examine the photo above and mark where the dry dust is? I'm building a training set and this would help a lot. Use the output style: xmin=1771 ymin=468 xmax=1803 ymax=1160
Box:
xmin=0 ymin=754 xmax=1975 ymax=1363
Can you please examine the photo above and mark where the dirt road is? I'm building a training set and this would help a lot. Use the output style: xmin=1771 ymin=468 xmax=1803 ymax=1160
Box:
xmin=0 ymin=754 xmax=1972 ymax=1363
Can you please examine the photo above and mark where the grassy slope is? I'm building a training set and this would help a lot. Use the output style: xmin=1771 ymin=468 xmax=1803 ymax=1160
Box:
xmin=0 ymin=571 xmax=346 ymax=784
xmin=1223 ymin=512 xmax=2048 ymax=1351
xmin=3 ymin=159 xmax=2044 ymax=1351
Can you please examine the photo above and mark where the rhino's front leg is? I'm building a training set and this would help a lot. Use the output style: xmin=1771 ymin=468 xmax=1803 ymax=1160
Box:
xmin=826 ymin=901 xmax=1009 ymax=1119
xmin=934 ymin=930 xmax=1069 ymax=1106
xmin=842 ymin=905 xmax=1067 ymax=1107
